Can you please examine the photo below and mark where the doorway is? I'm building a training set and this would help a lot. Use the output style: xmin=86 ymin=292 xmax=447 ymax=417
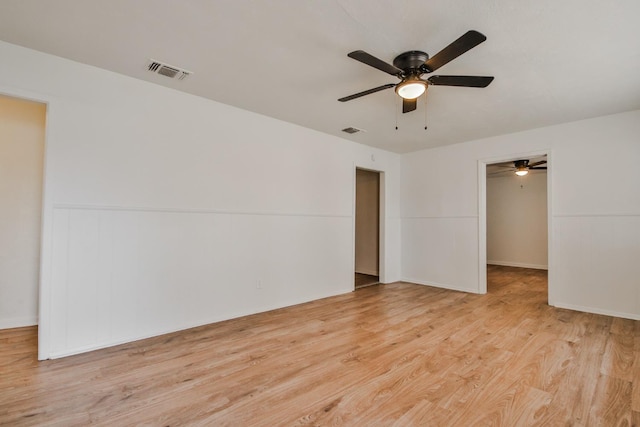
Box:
xmin=479 ymin=152 xmax=551 ymax=302
xmin=354 ymin=168 xmax=380 ymax=289
xmin=0 ymin=94 xmax=46 ymax=330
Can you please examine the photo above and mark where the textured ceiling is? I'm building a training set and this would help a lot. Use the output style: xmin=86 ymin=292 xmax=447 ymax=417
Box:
xmin=0 ymin=0 xmax=639 ymax=153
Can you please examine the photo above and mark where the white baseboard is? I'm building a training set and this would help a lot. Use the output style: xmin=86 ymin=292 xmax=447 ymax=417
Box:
xmin=0 ymin=316 xmax=38 ymax=329
xmin=552 ymin=302 xmax=640 ymax=321
xmin=487 ymin=260 xmax=548 ymax=270
xmin=401 ymin=277 xmax=477 ymax=294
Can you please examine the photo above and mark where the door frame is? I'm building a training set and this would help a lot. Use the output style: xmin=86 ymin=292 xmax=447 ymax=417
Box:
xmin=353 ymin=166 xmax=385 ymax=288
xmin=477 ymin=150 xmax=554 ymax=304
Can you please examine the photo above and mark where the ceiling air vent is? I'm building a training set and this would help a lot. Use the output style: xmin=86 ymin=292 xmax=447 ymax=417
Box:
xmin=147 ymin=60 xmax=192 ymax=80
xmin=342 ymin=127 xmax=364 ymax=134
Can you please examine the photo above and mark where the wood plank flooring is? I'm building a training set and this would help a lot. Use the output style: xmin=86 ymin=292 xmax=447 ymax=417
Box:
xmin=1 ymin=265 xmax=638 ymax=426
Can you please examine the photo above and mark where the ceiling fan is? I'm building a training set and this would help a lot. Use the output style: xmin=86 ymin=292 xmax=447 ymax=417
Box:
xmin=490 ymin=159 xmax=548 ymax=177
xmin=338 ymin=30 xmax=494 ymax=113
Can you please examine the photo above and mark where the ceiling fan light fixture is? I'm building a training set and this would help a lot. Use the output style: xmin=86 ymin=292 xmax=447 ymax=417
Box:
xmin=514 ymin=159 xmax=529 ymax=176
xmin=395 ymin=78 xmax=426 ymax=99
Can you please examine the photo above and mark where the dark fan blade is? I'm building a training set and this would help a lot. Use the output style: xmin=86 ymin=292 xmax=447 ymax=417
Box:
xmin=423 ymin=30 xmax=487 ymax=72
xmin=529 ymin=160 xmax=547 ymax=167
xmin=348 ymin=51 xmax=403 ymax=76
xmin=338 ymin=83 xmax=396 ymax=102
xmin=427 ymin=75 xmax=494 ymax=87
xmin=402 ymin=98 xmax=417 ymax=113
xmin=530 ymin=167 xmax=547 ymax=170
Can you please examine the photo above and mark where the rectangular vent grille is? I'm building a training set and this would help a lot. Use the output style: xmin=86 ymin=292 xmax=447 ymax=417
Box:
xmin=342 ymin=127 xmax=362 ymax=134
xmin=147 ymin=60 xmax=192 ymax=80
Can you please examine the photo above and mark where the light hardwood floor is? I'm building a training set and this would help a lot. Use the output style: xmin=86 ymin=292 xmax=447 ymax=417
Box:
xmin=1 ymin=266 xmax=638 ymax=426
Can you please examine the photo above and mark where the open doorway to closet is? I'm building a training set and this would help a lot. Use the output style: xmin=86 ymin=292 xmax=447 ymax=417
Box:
xmin=0 ymin=94 xmax=46 ymax=331
xmin=354 ymin=168 xmax=380 ymax=289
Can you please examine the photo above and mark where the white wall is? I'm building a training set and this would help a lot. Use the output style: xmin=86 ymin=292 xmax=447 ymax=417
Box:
xmin=0 ymin=41 xmax=402 ymax=358
xmin=487 ymin=173 xmax=547 ymax=269
xmin=401 ymin=109 xmax=640 ymax=320
xmin=0 ymin=95 xmax=45 ymax=328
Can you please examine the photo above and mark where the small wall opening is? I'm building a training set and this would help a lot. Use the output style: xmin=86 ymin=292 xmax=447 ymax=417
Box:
xmin=354 ymin=168 xmax=380 ymax=289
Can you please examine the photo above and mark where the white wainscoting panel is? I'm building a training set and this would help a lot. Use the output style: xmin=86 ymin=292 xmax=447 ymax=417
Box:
xmin=49 ymin=206 xmax=353 ymax=357
xmin=553 ymin=214 xmax=640 ymax=319
xmin=401 ymin=217 xmax=479 ymax=292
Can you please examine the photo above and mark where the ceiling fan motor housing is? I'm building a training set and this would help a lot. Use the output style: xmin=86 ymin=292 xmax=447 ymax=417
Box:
xmin=393 ymin=51 xmax=429 ymax=75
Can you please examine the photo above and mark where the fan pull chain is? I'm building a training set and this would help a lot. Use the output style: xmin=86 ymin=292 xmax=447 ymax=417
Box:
xmin=395 ymin=95 xmax=399 ymax=130
xmin=424 ymin=92 xmax=428 ymax=130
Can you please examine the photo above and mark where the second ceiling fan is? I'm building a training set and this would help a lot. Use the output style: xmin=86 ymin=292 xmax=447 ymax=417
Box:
xmin=338 ymin=30 xmax=494 ymax=113
xmin=488 ymin=158 xmax=548 ymax=177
